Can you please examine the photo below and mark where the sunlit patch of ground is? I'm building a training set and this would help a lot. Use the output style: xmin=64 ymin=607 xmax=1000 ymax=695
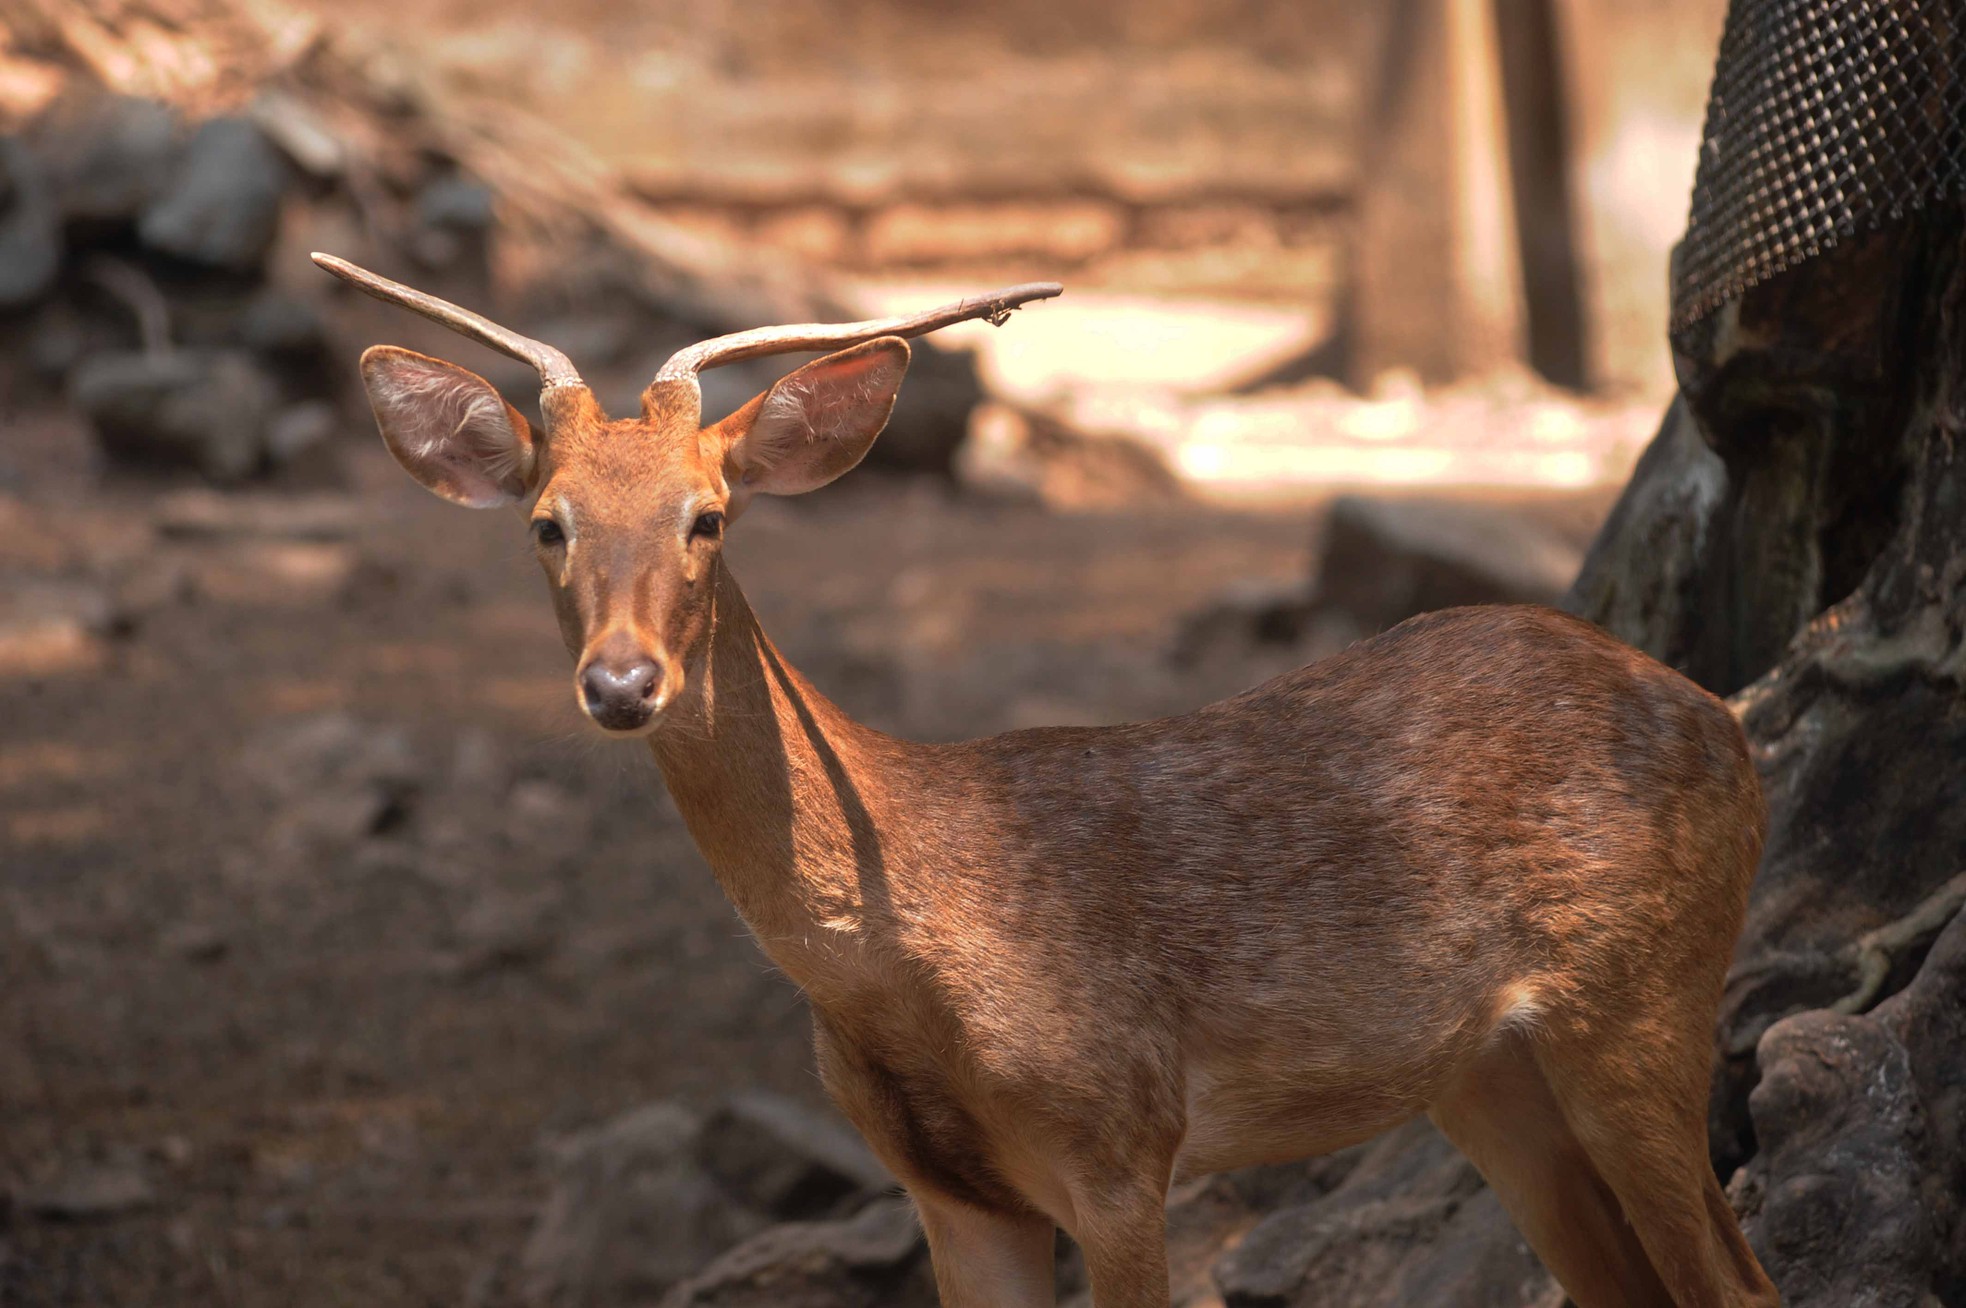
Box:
xmin=862 ymin=281 xmax=1660 ymax=502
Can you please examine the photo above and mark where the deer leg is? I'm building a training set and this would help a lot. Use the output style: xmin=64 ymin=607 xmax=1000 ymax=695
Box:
xmin=1534 ymin=1023 xmax=1779 ymax=1308
xmin=1430 ymin=1029 xmax=1673 ymax=1308
xmin=1069 ymin=1178 xmax=1171 ymax=1308
xmin=916 ymin=1194 xmax=1058 ymax=1308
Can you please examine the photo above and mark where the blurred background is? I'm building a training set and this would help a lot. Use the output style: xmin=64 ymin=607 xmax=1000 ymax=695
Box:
xmin=0 ymin=0 xmax=1728 ymax=1303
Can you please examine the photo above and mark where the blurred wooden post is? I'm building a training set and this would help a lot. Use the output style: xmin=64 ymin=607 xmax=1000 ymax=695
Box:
xmin=1495 ymin=0 xmax=1591 ymax=390
xmin=1349 ymin=0 xmax=1527 ymax=388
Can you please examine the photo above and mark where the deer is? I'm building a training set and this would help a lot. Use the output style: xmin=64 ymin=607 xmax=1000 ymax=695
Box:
xmin=314 ymin=251 xmax=1780 ymax=1308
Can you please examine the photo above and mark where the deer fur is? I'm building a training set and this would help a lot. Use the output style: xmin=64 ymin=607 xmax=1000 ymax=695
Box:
xmin=339 ymin=272 xmax=1780 ymax=1308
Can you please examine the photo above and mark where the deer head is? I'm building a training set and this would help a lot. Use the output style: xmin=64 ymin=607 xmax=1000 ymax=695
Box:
xmin=315 ymin=253 xmax=1059 ymax=736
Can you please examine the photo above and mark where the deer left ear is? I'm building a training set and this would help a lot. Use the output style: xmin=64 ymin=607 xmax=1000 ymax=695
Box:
xmin=716 ymin=337 xmax=910 ymax=511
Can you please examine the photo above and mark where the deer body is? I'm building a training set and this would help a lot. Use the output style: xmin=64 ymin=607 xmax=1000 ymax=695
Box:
xmin=319 ymin=253 xmax=1779 ymax=1306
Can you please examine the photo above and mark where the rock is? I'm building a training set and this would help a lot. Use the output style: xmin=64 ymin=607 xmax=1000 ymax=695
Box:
xmin=417 ymin=175 xmax=496 ymax=233
xmin=0 ymin=139 xmax=61 ymax=308
xmin=241 ymin=713 xmax=421 ymax=849
xmin=866 ymin=339 xmax=981 ymax=477
xmin=955 ymin=402 xmax=1185 ymax=508
xmin=138 ymin=117 xmax=287 ymax=271
xmin=29 ymin=94 xmax=177 ymax=223
xmin=1875 ymin=905 xmax=1966 ymax=1209
xmin=696 ymin=1090 xmax=893 ymax=1221
xmin=1731 ymin=910 xmax=1966 ymax=1305
xmin=1737 ymin=1012 xmax=1938 ymax=1306
xmin=159 ymin=921 xmax=229 ymax=963
xmin=411 ymin=174 xmax=496 ymax=269
xmin=450 ymin=889 xmax=559 ymax=976
xmin=236 ymin=291 xmax=329 ymax=360
xmin=70 ymin=350 xmax=278 ymax=481
xmin=657 ymin=1197 xmax=934 ymax=1308
xmin=245 ymin=90 xmax=345 ymax=180
xmin=0 ymin=577 xmax=119 ymax=677
xmin=23 ymin=1159 xmax=155 ymax=1221
xmin=266 ymin=401 xmax=339 ymax=466
xmin=22 ymin=299 xmax=90 ymax=379
xmin=1168 ymin=577 xmax=1321 ymax=669
xmin=523 ymin=1102 xmax=763 ymax=1306
xmin=1054 ymin=1152 xmax=1369 ymax=1307
xmin=151 ymin=487 xmax=362 ymax=541
xmin=524 ymin=1091 xmax=894 ymax=1305
xmin=1216 ymin=1122 xmax=1551 ymax=1308
xmin=1308 ymin=494 xmax=1582 ymax=636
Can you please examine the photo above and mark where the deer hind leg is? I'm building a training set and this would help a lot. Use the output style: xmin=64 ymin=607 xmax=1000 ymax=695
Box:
xmin=1430 ymin=1028 xmax=1674 ymax=1308
xmin=915 ymin=1194 xmax=1059 ymax=1308
xmin=1073 ymin=1196 xmax=1170 ymax=1308
xmin=1532 ymin=1016 xmax=1778 ymax=1308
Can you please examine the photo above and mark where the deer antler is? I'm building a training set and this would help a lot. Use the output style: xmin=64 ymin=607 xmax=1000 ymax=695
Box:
xmin=311 ymin=253 xmax=586 ymax=392
xmin=651 ymin=283 xmax=1062 ymax=383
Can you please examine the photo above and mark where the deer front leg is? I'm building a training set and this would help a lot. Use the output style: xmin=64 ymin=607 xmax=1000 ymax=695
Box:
xmin=916 ymin=1193 xmax=1057 ymax=1308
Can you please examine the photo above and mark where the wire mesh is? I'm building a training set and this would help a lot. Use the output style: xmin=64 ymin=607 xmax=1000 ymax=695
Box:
xmin=1673 ymin=0 xmax=1966 ymax=331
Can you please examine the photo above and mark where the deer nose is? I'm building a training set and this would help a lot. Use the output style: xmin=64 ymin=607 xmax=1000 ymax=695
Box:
xmin=579 ymin=654 xmax=662 ymax=731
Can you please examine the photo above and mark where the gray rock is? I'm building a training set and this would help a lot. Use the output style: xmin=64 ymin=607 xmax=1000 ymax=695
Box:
xmin=151 ymin=487 xmax=362 ymax=541
xmin=450 ymin=889 xmax=559 ymax=976
xmin=523 ymin=1091 xmax=894 ymax=1306
xmin=417 ymin=175 xmax=496 ymax=232
xmin=1168 ymin=577 xmax=1321 ymax=668
xmin=266 ymin=401 xmax=339 ymax=466
xmin=411 ymin=175 xmax=496 ymax=269
xmin=236 ymin=291 xmax=329 ymax=359
xmin=138 ymin=117 xmax=287 ymax=271
xmin=241 ymin=713 xmax=422 ymax=849
xmin=697 ymin=1090 xmax=893 ymax=1221
xmin=70 ymin=349 xmax=278 ymax=481
xmin=23 ymin=1160 xmax=155 ymax=1221
xmin=245 ymin=90 xmax=345 ymax=179
xmin=159 ymin=921 xmax=229 ymax=963
xmin=523 ymin=1102 xmax=763 ymax=1306
xmin=0 ymin=140 xmax=61 ymax=308
xmin=1308 ymin=494 xmax=1582 ymax=636
xmin=955 ymin=402 xmax=1185 ymax=509
xmin=0 ymin=576 xmax=121 ymax=675
xmin=31 ymin=94 xmax=178 ymax=223
xmin=1174 ymin=494 xmax=1584 ymax=666
xmin=1215 ymin=1122 xmax=1551 ymax=1308
xmin=657 ymin=1196 xmax=933 ymax=1308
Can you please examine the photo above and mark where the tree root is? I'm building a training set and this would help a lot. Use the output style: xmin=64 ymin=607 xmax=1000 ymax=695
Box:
xmin=1828 ymin=870 xmax=1966 ymax=1016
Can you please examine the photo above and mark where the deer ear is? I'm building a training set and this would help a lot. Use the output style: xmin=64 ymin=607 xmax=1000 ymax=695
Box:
xmin=718 ymin=337 xmax=909 ymax=509
xmin=359 ymin=345 xmax=538 ymax=507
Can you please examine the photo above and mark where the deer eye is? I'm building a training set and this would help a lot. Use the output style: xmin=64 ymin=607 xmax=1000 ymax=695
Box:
xmin=690 ymin=511 xmax=724 ymax=541
xmin=532 ymin=518 xmax=565 ymax=546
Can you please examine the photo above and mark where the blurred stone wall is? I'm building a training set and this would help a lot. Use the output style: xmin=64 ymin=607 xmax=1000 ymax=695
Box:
xmin=277 ymin=0 xmax=1723 ymax=395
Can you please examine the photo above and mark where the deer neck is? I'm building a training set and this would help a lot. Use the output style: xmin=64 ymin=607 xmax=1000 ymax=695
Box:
xmin=646 ymin=559 xmax=905 ymax=986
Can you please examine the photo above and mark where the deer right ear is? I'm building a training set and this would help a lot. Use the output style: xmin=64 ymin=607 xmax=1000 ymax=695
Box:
xmin=358 ymin=346 xmax=538 ymax=507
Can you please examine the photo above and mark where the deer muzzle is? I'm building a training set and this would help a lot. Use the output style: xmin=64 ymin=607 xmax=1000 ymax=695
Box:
xmin=577 ymin=633 xmax=666 ymax=734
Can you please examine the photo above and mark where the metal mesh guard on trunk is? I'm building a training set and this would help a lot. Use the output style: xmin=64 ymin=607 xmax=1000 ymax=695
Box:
xmin=1673 ymin=0 xmax=1966 ymax=332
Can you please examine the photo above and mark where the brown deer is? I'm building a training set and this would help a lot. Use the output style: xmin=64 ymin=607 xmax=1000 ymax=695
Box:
xmin=315 ymin=251 xmax=1779 ymax=1308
